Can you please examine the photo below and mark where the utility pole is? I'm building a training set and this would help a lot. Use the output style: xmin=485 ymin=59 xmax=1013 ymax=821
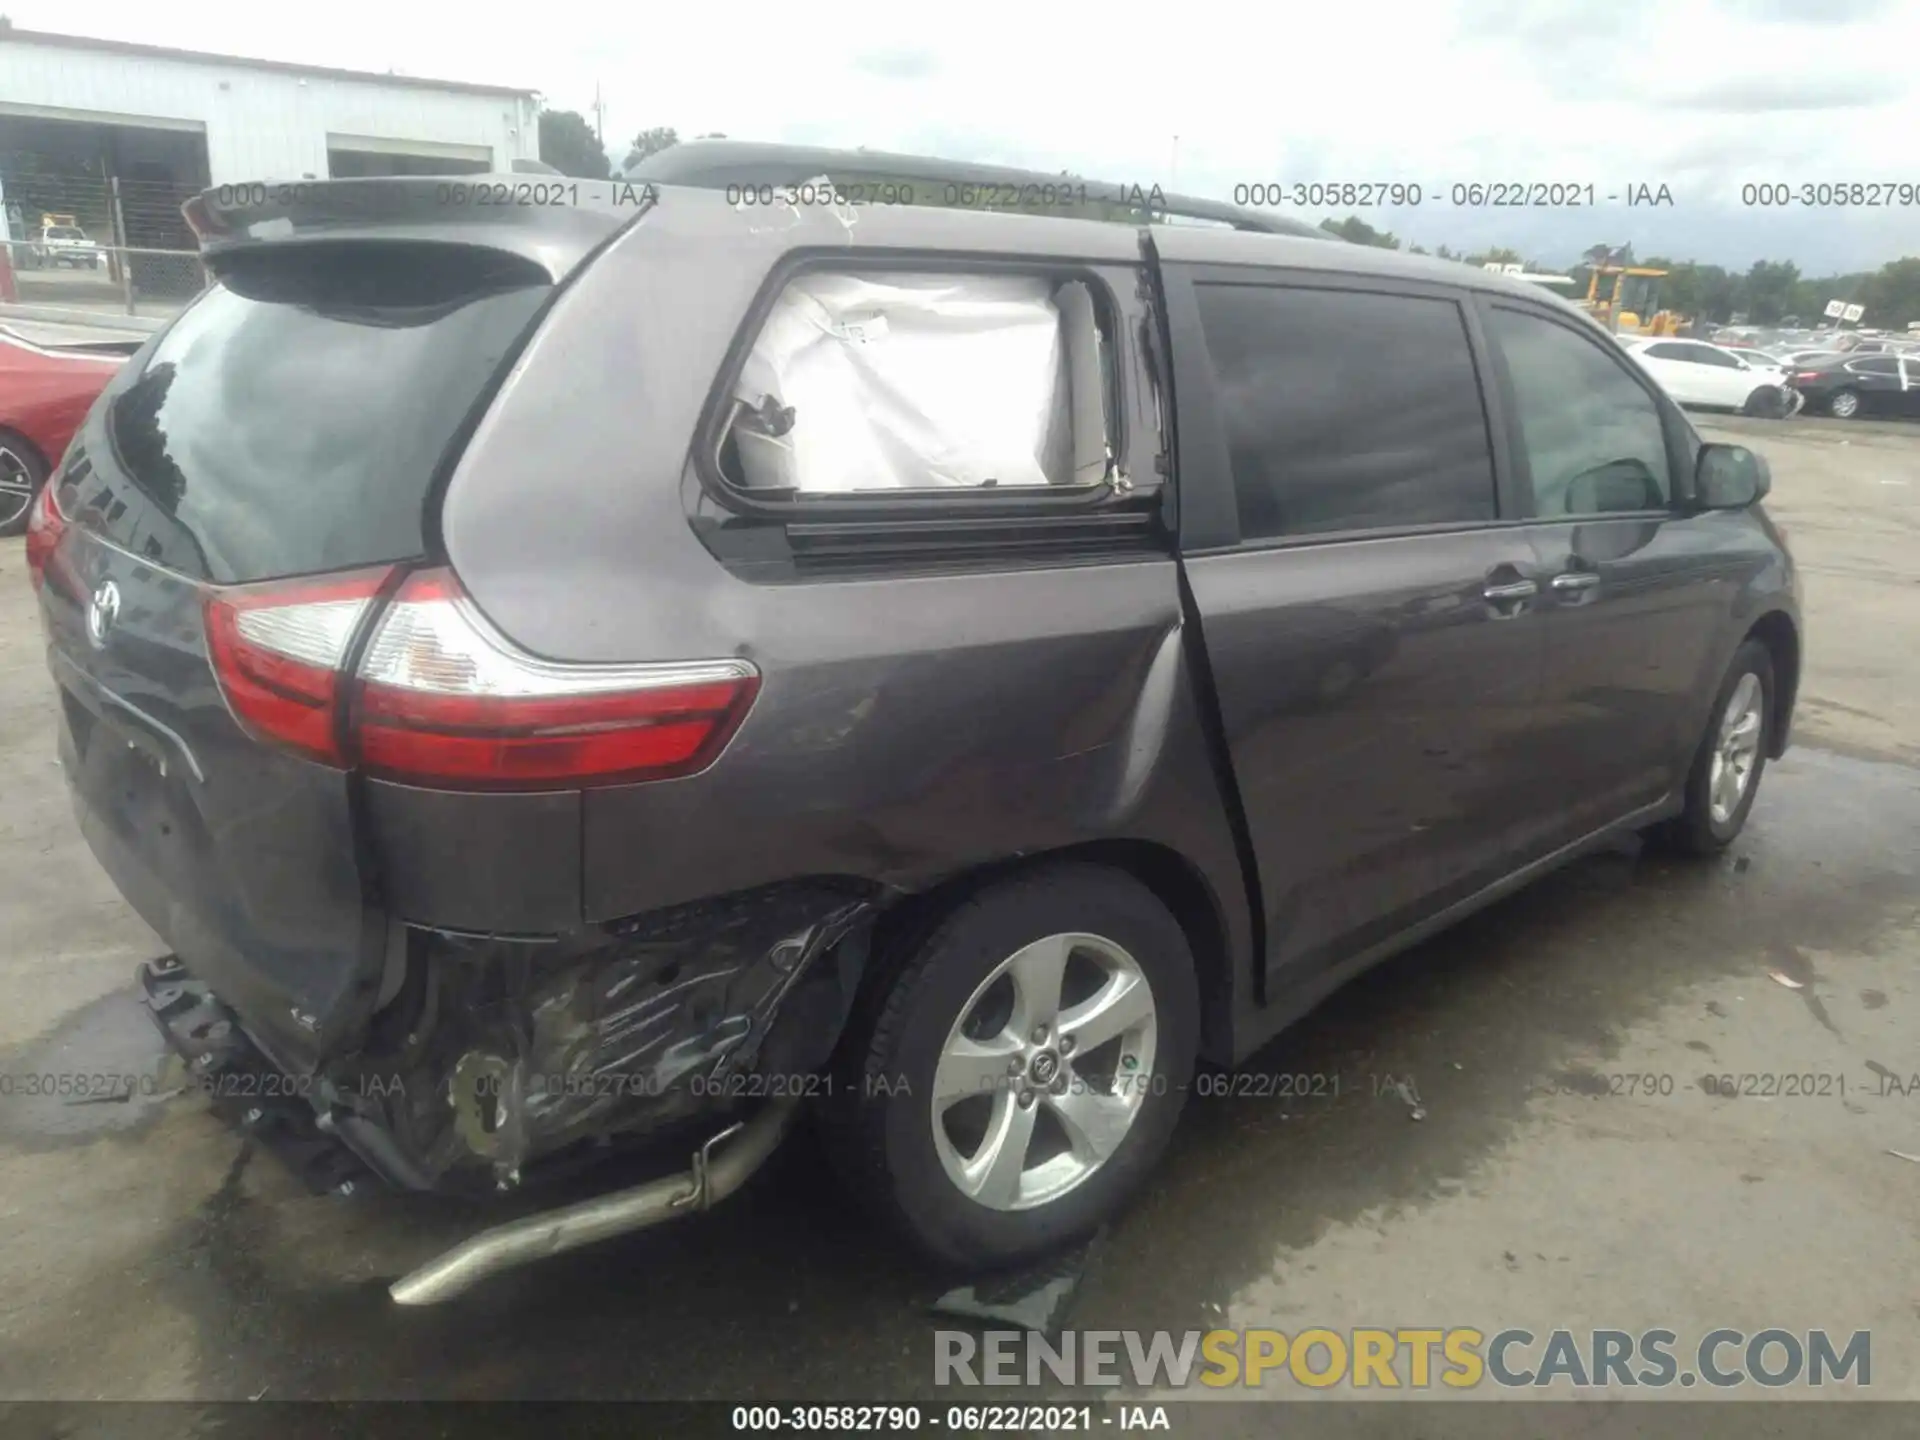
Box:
xmin=592 ymin=83 xmax=605 ymax=146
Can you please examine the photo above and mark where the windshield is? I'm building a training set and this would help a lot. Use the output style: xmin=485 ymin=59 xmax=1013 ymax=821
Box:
xmin=86 ymin=242 xmax=549 ymax=584
xmin=1618 ymin=273 xmax=1661 ymax=316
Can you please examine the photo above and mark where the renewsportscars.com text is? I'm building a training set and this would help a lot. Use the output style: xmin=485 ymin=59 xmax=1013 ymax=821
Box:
xmin=934 ymin=1327 xmax=1871 ymax=1390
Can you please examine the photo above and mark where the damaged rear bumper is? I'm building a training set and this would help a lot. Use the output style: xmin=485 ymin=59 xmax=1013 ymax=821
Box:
xmin=144 ymin=880 xmax=876 ymax=1196
xmin=141 ymin=955 xmax=379 ymax=1193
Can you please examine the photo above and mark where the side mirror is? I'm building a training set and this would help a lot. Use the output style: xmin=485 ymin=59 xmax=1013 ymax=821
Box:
xmin=1695 ymin=443 xmax=1770 ymax=510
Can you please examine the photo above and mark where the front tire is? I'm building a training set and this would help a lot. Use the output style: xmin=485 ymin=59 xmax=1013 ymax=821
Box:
xmin=1828 ymin=388 xmax=1862 ymax=420
xmin=824 ymin=865 xmax=1199 ymax=1269
xmin=0 ymin=430 xmax=48 ymax=538
xmin=1660 ymin=640 xmax=1773 ymax=856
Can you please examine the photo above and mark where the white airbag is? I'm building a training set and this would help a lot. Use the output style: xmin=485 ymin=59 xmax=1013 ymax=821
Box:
xmin=733 ymin=272 xmax=1072 ymax=492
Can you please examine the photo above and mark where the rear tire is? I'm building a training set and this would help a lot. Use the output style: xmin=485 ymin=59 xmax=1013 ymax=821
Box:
xmin=1828 ymin=388 xmax=1862 ymax=420
xmin=1658 ymin=640 xmax=1774 ymax=856
xmin=823 ymin=865 xmax=1199 ymax=1270
xmin=0 ymin=430 xmax=48 ymax=538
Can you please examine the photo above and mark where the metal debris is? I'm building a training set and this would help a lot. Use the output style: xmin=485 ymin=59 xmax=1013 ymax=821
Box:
xmin=1387 ymin=1078 xmax=1426 ymax=1121
xmin=931 ymin=1229 xmax=1108 ymax=1340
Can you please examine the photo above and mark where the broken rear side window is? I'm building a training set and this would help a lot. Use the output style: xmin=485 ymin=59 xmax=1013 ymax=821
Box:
xmin=717 ymin=270 xmax=1115 ymax=498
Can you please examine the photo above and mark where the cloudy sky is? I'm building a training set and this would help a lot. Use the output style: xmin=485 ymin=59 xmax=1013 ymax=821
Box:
xmin=12 ymin=0 xmax=1919 ymax=273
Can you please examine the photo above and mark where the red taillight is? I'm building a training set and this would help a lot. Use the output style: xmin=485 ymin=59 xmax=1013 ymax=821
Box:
xmin=1792 ymin=372 xmax=1821 ymax=384
xmin=203 ymin=567 xmax=394 ymax=765
xmin=350 ymin=569 xmax=759 ymax=788
xmin=204 ymin=565 xmax=760 ymax=786
xmin=24 ymin=482 xmax=67 ymax=592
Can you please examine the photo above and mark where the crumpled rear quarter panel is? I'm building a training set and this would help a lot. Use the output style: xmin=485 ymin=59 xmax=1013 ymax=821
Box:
xmin=429 ymin=188 xmax=1253 ymax=1064
xmin=365 ymin=882 xmax=873 ymax=1185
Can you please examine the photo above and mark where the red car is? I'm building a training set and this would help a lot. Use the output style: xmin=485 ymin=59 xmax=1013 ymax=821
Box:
xmin=0 ymin=328 xmax=132 ymax=536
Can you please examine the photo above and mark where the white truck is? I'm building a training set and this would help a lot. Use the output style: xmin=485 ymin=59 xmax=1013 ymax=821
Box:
xmin=29 ymin=218 xmax=103 ymax=269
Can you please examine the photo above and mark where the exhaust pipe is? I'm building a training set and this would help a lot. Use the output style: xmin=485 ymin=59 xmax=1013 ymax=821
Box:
xmin=389 ymin=1097 xmax=800 ymax=1305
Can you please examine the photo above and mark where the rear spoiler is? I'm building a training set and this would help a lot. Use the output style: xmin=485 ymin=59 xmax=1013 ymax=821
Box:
xmin=181 ymin=175 xmax=658 ymax=281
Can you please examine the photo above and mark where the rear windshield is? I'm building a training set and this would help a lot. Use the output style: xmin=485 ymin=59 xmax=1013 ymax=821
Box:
xmin=92 ymin=243 xmax=549 ymax=584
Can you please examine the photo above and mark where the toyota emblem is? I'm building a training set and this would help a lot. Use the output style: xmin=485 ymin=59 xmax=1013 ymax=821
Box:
xmin=86 ymin=579 xmax=121 ymax=649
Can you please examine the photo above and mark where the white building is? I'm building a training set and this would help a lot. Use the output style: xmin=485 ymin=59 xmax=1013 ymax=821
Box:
xmin=0 ymin=28 xmax=539 ymax=249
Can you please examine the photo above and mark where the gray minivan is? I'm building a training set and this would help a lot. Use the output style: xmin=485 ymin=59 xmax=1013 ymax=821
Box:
xmin=27 ymin=143 xmax=1801 ymax=1302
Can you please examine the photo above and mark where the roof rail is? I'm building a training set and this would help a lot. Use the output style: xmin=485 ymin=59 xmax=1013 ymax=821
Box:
xmin=626 ymin=140 xmax=1335 ymax=240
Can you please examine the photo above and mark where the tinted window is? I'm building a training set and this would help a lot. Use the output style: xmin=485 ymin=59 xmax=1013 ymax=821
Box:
xmin=1486 ymin=306 xmax=1671 ymax=518
xmin=89 ymin=244 xmax=548 ymax=584
xmin=1644 ymin=342 xmax=1690 ymax=361
xmin=1194 ymin=284 xmax=1496 ymax=539
xmin=1849 ymin=357 xmax=1898 ymax=376
xmin=1696 ymin=347 xmax=1743 ymax=369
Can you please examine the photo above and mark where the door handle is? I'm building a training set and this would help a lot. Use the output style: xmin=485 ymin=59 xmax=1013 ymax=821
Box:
xmin=1483 ymin=579 xmax=1538 ymax=603
xmin=1552 ymin=572 xmax=1602 ymax=593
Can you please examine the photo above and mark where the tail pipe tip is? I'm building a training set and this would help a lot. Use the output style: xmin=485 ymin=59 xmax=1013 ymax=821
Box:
xmin=388 ymin=1096 xmax=801 ymax=1306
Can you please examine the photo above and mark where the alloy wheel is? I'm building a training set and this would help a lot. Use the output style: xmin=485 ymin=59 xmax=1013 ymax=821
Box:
xmin=929 ymin=932 xmax=1158 ymax=1212
xmin=1708 ymin=672 xmax=1764 ymax=826
xmin=0 ymin=446 xmax=36 ymax=530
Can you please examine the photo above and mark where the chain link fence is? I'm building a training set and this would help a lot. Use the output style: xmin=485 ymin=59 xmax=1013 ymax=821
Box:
xmin=5 ymin=242 xmax=207 ymax=320
xmin=3 ymin=147 xmax=205 ymax=318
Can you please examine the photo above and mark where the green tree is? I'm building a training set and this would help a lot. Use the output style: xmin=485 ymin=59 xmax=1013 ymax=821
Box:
xmin=1743 ymin=259 xmax=1801 ymax=324
xmin=1581 ymin=242 xmax=1635 ymax=268
xmin=1319 ymin=215 xmax=1399 ymax=248
xmin=1857 ymin=257 xmax=1920 ymax=329
xmin=1688 ymin=265 xmax=1739 ymax=323
xmin=623 ymin=126 xmax=681 ymax=172
xmin=1643 ymin=257 xmax=1713 ymax=320
xmin=538 ymin=109 xmax=610 ymax=179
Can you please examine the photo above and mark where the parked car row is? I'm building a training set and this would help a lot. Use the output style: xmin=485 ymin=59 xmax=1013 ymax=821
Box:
xmin=1709 ymin=325 xmax=1920 ymax=362
xmin=1618 ymin=333 xmax=1920 ymax=422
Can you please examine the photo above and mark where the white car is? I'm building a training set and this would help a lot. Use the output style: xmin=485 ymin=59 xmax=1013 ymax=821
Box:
xmin=1619 ymin=337 xmax=1798 ymax=415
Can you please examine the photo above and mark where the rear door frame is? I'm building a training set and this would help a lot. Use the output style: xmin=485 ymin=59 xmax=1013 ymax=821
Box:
xmin=1156 ymin=259 xmax=1555 ymax=1025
